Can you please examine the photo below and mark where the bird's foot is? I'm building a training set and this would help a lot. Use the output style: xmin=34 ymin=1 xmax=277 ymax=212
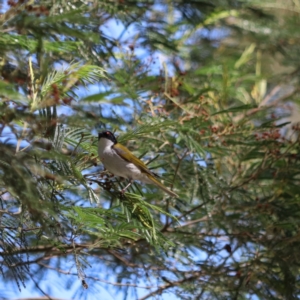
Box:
xmin=119 ymin=180 xmax=133 ymax=196
xmin=119 ymin=189 xmax=126 ymax=198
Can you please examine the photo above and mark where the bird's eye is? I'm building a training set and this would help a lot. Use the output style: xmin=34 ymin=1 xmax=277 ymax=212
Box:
xmin=106 ymin=131 xmax=110 ymax=135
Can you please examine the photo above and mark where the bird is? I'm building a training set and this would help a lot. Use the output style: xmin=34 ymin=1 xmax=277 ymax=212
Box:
xmin=98 ymin=131 xmax=178 ymax=197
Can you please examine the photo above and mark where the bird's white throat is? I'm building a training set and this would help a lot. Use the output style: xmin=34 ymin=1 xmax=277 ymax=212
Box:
xmin=98 ymin=138 xmax=114 ymax=155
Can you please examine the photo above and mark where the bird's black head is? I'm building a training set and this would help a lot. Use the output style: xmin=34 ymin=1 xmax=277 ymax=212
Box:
xmin=98 ymin=131 xmax=118 ymax=144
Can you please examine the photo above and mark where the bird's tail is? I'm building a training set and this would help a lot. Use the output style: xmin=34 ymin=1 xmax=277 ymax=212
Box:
xmin=148 ymin=175 xmax=178 ymax=197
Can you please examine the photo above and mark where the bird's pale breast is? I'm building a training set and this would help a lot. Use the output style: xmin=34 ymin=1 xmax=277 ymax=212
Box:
xmin=98 ymin=139 xmax=150 ymax=183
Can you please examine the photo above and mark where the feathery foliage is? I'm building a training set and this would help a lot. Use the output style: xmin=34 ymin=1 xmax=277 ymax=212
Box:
xmin=0 ymin=0 xmax=300 ymax=299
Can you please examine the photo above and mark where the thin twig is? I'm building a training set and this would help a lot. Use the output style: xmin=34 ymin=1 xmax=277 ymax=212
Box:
xmin=71 ymin=134 xmax=84 ymax=156
xmin=15 ymin=122 xmax=28 ymax=153
xmin=38 ymin=262 xmax=151 ymax=289
xmin=0 ymin=27 xmax=16 ymax=33
xmin=138 ymin=272 xmax=201 ymax=300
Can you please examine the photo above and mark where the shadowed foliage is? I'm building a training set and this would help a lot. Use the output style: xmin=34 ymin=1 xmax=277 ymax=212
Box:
xmin=0 ymin=0 xmax=300 ymax=299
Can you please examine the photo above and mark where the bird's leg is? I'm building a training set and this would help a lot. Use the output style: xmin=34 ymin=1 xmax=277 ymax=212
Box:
xmin=121 ymin=179 xmax=133 ymax=194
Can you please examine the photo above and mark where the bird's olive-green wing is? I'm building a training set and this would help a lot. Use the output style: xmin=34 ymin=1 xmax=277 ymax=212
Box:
xmin=113 ymin=143 xmax=153 ymax=175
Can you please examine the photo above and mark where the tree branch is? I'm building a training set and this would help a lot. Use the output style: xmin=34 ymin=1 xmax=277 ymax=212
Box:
xmin=138 ymin=272 xmax=201 ymax=300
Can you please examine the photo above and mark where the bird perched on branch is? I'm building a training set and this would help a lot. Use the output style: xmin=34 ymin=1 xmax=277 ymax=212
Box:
xmin=98 ymin=131 xmax=178 ymax=197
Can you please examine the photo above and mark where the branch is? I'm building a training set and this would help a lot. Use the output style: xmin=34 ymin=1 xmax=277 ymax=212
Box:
xmin=138 ymin=272 xmax=201 ymax=300
xmin=0 ymin=243 xmax=89 ymax=256
xmin=162 ymin=202 xmax=208 ymax=231
xmin=38 ymin=262 xmax=151 ymax=289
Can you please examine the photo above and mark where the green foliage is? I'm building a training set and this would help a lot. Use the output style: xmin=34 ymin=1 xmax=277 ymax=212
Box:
xmin=0 ymin=0 xmax=300 ymax=299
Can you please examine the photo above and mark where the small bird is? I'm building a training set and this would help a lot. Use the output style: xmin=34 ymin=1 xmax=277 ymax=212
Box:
xmin=98 ymin=131 xmax=178 ymax=197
